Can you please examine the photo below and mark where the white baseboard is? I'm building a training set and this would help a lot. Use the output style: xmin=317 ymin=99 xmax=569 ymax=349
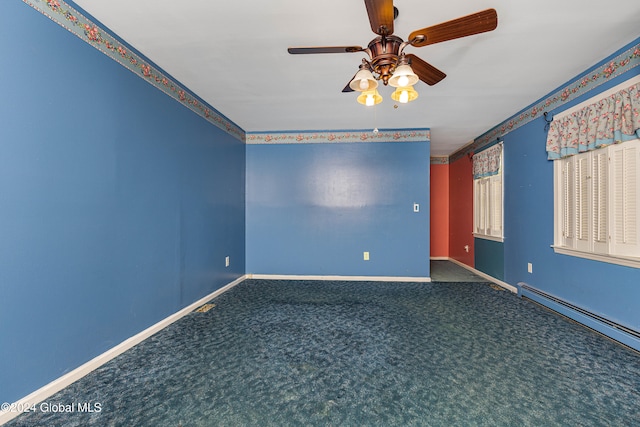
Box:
xmin=248 ymin=274 xmax=431 ymax=283
xmin=0 ymin=274 xmax=248 ymax=426
xmin=443 ymin=258 xmax=517 ymax=293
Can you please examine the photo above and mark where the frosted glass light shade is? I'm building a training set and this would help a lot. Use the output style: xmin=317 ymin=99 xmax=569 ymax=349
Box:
xmin=357 ymin=89 xmax=383 ymax=106
xmin=349 ymin=68 xmax=378 ymax=92
xmin=388 ymin=64 xmax=419 ymax=88
xmin=390 ymin=86 xmax=418 ymax=103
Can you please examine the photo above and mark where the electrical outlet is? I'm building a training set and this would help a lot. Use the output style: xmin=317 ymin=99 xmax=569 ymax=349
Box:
xmin=225 ymin=256 xmax=230 ymax=267
xmin=527 ymin=262 xmax=533 ymax=273
xmin=363 ymin=251 xmax=370 ymax=261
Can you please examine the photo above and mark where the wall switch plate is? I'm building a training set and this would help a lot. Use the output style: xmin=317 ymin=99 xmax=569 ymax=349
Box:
xmin=527 ymin=262 xmax=533 ymax=273
xmin=363 ymin=251 xmax=370 ymax=261
xmin=413 ymin=203 xmax=420 ymax=212
xmin=225 ymin=256 xmax=230 ymax=267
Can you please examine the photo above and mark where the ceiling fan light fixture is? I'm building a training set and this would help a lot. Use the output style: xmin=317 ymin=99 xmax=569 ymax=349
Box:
xmin=391 ymin=85 xmax=418 ymax=103
xmin=349 ymin=68 xmax=378 ymax=92
xmin=388 ymin=64 xmax=419 ymax=88
xmin=357 ymin=89 xmax=383 ymax=106
xmin=288 ymin=7 xmax=498 ymax=109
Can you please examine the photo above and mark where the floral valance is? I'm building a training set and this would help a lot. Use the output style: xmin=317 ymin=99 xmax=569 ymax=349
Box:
xmin=473 ymin=143 xmax=502 ymax=179
xmin=546 ymin=81 xmax=640 ymax=160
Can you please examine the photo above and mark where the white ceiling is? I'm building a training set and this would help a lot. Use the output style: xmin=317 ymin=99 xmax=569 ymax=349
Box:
xmin=72 ymin=0 xmax=640 ymax=156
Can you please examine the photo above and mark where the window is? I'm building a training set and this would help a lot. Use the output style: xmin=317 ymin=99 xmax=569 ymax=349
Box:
xmin=554 ymin=138 xmax=640 ymax=266
xmin=473 ymin=144 xmax=503 ymax=241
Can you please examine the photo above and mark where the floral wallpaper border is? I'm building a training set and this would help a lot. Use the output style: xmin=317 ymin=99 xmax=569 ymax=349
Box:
xmin=246 ymin=129 xmax=430 ymax=145
xmin=430 ymin=156 xmax=449 ymax=165
xmin=23 ymin=0 xmax=245 ymax=141
xmin=450 ymin=41 xmax=640 ymax=162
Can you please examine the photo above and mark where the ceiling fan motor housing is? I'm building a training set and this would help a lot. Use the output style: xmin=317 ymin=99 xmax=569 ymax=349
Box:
xmin=368 ymin=35 xmax=403 ymax=85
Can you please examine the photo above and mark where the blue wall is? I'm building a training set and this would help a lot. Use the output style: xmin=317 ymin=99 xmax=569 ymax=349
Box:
xmin=474 ymin=238 xmax=504 ymax=281
xmin=246 ymin=141 xmax=430 ymax=278
xmin=0 ymin=1 xmax=245 ymax=403
xmin=477 ymin=40 xmax=640 ymax=331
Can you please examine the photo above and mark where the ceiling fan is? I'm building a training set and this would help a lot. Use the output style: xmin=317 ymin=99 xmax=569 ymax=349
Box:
xmin=288 ymin=0 xmax=497 ymax=95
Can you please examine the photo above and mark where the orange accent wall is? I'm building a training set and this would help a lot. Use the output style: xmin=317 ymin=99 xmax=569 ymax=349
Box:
xmin=430 ymin=163 xmax=449 ymax=257
xmin=448 ymin=155 xmax=474 ymax=267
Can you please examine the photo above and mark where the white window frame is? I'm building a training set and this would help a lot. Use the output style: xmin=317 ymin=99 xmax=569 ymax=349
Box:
xmin=553 ymin=138 xmax=640 ymax=268
xmin=473 ymin=149 xmax=504 ymax=242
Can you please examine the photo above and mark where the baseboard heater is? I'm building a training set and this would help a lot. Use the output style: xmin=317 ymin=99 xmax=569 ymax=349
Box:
xmin=518 ymin=282 xmax=640 ymax=352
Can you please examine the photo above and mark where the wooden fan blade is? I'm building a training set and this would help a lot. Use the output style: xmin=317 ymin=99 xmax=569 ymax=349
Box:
xmin=342 ymin=82 xmax=355 ymax=93
xmin=288 ymin=46 xmax=364 ymax=54
xmin=407 ymin=54 xmax=446 ymax=86
xmin=409 ymin=9 xmax=497 ymax=47
xmin=342 ymin=70 xmax=360 ymax=93
xmin=364 ymin=0 xmax=394 ymax=35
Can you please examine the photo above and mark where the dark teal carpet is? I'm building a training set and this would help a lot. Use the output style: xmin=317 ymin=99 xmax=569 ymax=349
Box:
xmin=7 ymin=279 xmax=640 ymax=426
xmin=430 ymin=260 xmax=490 ymax=282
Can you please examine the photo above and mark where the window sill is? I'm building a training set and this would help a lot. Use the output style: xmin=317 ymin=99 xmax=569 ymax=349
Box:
xmin=473 ymin=233 xmax=504 ymax=243
xmin=551 ymin=246 xmax=640 ymax=269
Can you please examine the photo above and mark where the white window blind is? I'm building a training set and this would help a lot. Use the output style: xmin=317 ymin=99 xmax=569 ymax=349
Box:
xmin=576 ymin=155 xmax=590 ymax=251
xmin=554 ymin=138 xmax=640 ymax=266
xmin=592 ymin=149 xmax=608 ymax=254
xmin=610 ymin=142 xmax=639 ymax=257
xmin=473 ymin=143 xmax=503 ymax=241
